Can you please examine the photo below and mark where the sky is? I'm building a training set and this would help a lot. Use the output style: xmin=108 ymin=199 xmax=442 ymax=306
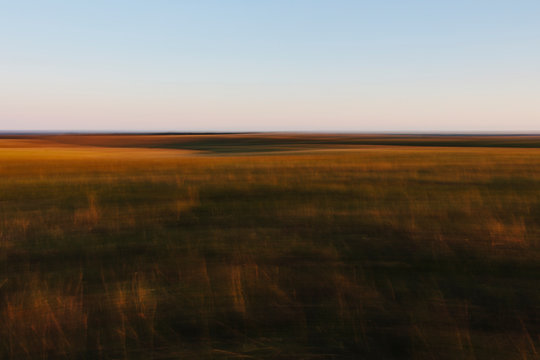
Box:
xmin=1 ymin=0 xmax=539 ymax=132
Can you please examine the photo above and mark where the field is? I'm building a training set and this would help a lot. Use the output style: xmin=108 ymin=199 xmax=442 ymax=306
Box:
xmin=0 ymin=134 xmax=539 ymax=359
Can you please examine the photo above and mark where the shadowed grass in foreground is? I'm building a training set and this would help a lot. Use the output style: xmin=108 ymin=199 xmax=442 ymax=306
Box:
xmin=0 ymin=135 xmax=539 ymax=359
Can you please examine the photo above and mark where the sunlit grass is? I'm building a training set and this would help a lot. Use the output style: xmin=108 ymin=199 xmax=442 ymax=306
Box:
xmin=0 ymin=136 xmax=539 ymax=359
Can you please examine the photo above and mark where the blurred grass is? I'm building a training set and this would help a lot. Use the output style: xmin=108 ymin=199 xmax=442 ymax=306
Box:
xmin=0 ymin=135 xmax=539 ymax=359
xmin=4 ymin=133 xmax=540 ymax=153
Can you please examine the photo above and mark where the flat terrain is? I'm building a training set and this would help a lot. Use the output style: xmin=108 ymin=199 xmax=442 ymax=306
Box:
xmin=0 ymin=134 xmax=539 ymax=359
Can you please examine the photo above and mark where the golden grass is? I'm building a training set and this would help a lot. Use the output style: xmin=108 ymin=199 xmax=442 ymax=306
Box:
xmin=2 ymin=274 xmax=87 ymax=359
xmin=0 ymin=135 xmax=539 ymax=359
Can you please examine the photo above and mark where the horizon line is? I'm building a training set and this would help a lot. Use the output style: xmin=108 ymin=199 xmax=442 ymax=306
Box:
xmin=2 ymin=130 xmax=540 ymax=137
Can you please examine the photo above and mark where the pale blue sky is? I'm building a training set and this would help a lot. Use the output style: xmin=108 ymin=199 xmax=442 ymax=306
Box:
xmin=1 ymin=1 xmax=539 ymax=132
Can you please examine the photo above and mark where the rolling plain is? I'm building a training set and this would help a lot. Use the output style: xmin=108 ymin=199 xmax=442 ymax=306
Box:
xmin=0 ymin=134 xmax=539 ymax=359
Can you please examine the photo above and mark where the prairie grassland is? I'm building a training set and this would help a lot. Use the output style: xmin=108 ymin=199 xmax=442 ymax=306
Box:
xmin=0 ymin=136 xmax=539 ymax=359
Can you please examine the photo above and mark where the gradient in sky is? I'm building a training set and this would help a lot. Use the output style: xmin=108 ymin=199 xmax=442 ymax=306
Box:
xmin=1 ymin=0 xmax=539 ymax=132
